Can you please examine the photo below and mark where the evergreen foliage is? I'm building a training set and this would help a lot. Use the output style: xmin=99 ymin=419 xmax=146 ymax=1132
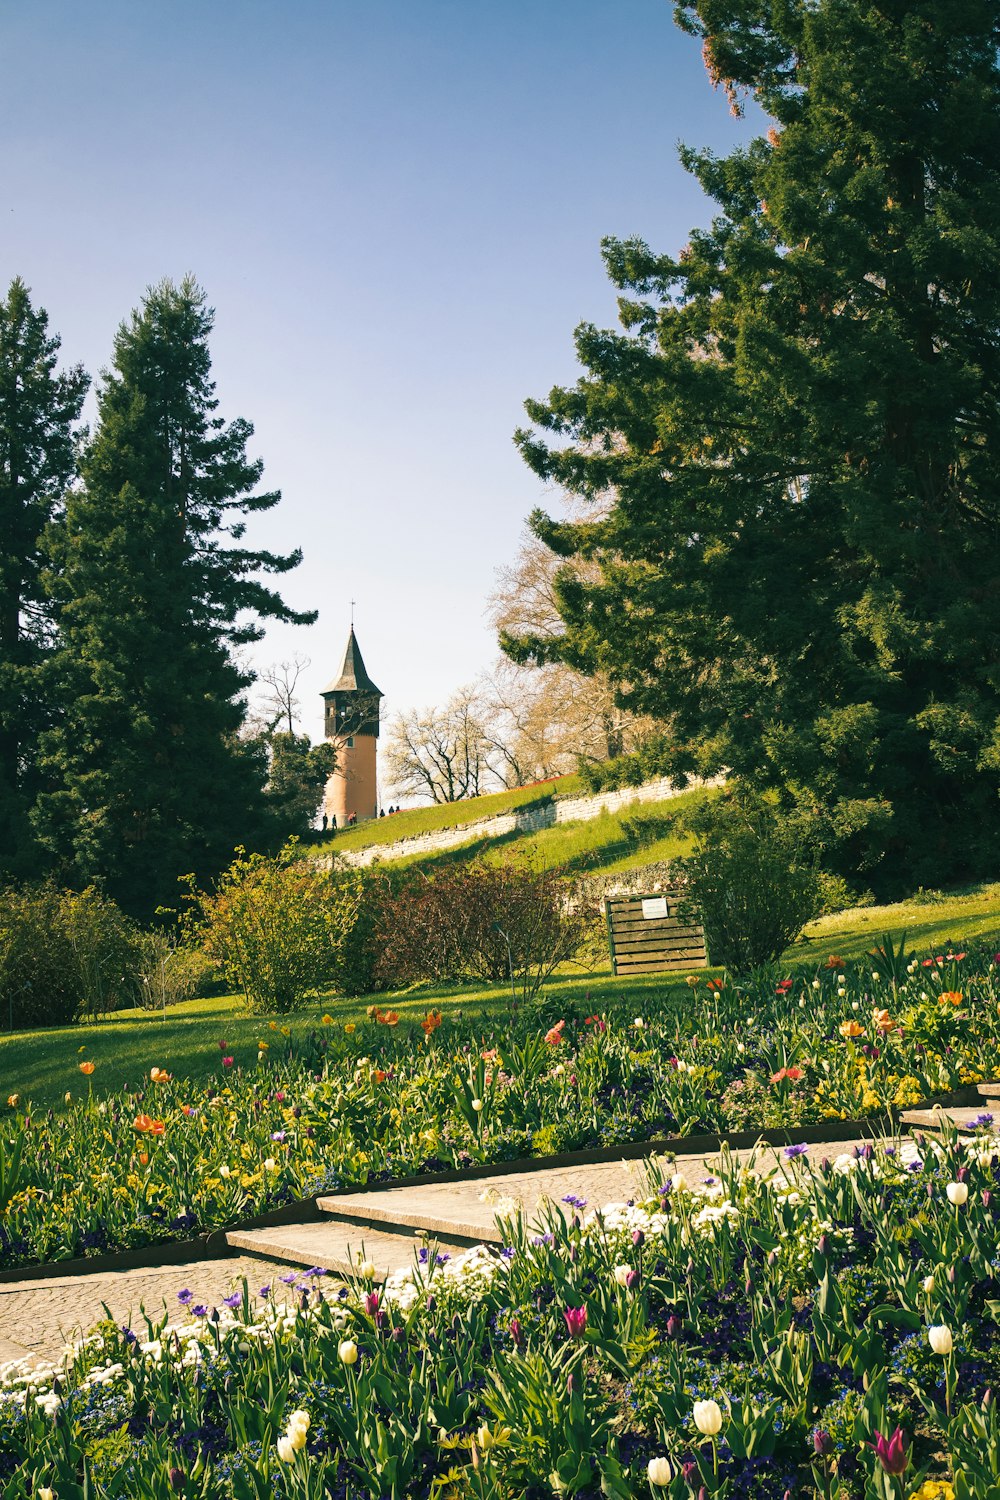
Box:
xmin=511 ymin=0 xmax=1000 ymax=894
xmin=0 ymin=280 xmax=88 ymax=876
xmin=35 ymin=277 xmax=314 ymax=917
xmin=265 ymin=730 xmax=336 ymax=839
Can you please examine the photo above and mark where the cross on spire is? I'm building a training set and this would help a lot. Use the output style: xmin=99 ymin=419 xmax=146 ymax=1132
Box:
xmin=350 ymin=597 xmax=356 ymax=627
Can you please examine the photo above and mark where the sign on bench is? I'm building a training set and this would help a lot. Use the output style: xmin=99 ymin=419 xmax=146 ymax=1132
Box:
xmin=604 ymin=890 xmax=708 ymax=976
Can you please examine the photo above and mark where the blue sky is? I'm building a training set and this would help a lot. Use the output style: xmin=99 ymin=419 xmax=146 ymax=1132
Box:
xmin=3 ymin=1 xmax=757 ymax=741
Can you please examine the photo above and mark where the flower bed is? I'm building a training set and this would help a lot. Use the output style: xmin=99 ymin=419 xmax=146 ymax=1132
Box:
xmin=2 ymin=942 xmax=998 ymax=1272
xmin=5 ymin=1132 xmax=997 ymax=1497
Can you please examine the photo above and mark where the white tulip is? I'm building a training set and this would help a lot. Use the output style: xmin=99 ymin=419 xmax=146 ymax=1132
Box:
xmin=471 ymin=1099 xmax=484 ymax=1112
xmin=276 ymin=1434 xmax=296 ymax=1462
xmin=693 ymin=1398 xmax=723 ymax=1435
xmin=812 ymin=979 xmax=821 ymax=990
xmin=358 ymin=1259 xmax=377 ymax=1280
xmin=634 ymin=1017 xmax=646 ymax=1029
xmin=219 ymin=1164 xmax=230 ymax=1178
xmin=287 ymin=1410 xmax=310 ymax=1450
xmin=613 ymin=1264 xmax=631 ymax=1287
xmin=648 ymin=1456 xmax=673 ymax=1486
xmin=928 ymin=1324 xmax=953 ymax=1356
xmin=946 ymin=1182 xmax=969 ymax=1206
xmin=37 ymin=1491 xmax=55 ymax=1500
xmin=922 ymin=1275 xmax=935 ymax=1294
xmin=872 ymin=972 xmax=880 ymax=983
xmin=263 ymin=1157 xmax=276 ymax=1171
xmin=338 ymin=1338 xmax=359 ymax=1364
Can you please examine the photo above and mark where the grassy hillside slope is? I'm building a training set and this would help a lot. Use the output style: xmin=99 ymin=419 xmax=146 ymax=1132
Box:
xmin=315 ymin=774 xmax=582 ymax=855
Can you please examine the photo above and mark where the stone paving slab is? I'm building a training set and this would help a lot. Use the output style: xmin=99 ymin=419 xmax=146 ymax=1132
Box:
xmin=318 ymin=1138 xmax=874 ymax=1243
xmin=901 ymin=1106 xmax=995 ymax=1132
xmin=226 ymin=1220 xmax=429 ymax=1274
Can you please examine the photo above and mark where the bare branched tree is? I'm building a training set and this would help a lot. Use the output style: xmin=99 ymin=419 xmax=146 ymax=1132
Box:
xmin=384 ymin=685 xmax=494 ymax=804
xmin=258 ymin=653 xmax=310 ymax=735
xmin=486 ymin=528 xmax=652 ymax=773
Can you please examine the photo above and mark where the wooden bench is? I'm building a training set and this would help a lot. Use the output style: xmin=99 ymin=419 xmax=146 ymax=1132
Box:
xmin=604 ymin=891 xmax=708 ymax=975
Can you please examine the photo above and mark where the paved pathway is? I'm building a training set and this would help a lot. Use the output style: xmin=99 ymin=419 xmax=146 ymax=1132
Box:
xmin=0 ymin=1136 xmax=874 ymax=1364
xmin=0 ymin=1254 xmax=298 ymax=1364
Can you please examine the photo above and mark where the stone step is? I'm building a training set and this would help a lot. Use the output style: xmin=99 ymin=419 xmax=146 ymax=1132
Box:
xmin=224 ymin=1221 xmax=444 ymax=1277
xmin=316 ymin=1192 xmax=503 ymax=1246
xmin=901 ymin=1105 xmax=996 ymax=1134
xmin=978 ymin=1082 xmax=1000 ymax=1099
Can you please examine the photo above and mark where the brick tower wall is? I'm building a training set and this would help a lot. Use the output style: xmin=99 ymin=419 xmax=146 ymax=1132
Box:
xmin=324 ymin=734 xmax=378 ymax=825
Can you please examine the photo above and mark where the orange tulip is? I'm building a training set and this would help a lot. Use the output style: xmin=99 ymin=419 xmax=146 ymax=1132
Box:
xmin=839 ymin=1020 xmax=864 ymax=1039
xmin=79 ymin=1061 xmax=96 ymax=1075
xmin=133 ymin=1113 xmax=165 ymax=1135
xmin=374 ymin=1069 xmax=387 ymax=1083
xmin=379 ymin=1010 xmax=399 ymax=1027
xmin=421 ymin=1010 xmax=443 ymax=1036
xmin=872 ymin=1009 xmax=895 ymax=1033
xmin=825 ymin=955 xmax=846 ymax=970
xmin=770 ymin=1066 xmax=804 ymax=1084
xmin=940 ymin=991 xmax=963 ymax=1007
xmin=138 ymin=1151 xmax=149 ymax=1165
xmin=150 ymin=1067 xmax=172 ymax=1083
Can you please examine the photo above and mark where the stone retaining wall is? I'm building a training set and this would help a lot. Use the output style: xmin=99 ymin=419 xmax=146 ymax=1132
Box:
xmin=320 ymin=774 xmax=724 ymax=870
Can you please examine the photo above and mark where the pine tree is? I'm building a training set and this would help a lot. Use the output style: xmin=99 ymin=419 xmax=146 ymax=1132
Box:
xmin=511 ymin=0 xmax=1000 ymax=894
xmin=0 ymin=279 xmax=88 ymax=876
xmin=36 ymin=277 xmax=315 ymax=917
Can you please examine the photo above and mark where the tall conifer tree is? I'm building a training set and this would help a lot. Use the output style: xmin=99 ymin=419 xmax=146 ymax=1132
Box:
xmin=0 ymin=279 xmax=88 ymax=875
xmin=511 ymin=0 xmax=1000 ymax=892
xmin=37 ymin=277 xmax=314 ymax=916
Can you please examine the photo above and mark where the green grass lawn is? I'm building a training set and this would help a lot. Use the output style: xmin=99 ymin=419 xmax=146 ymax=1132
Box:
xmin=3 ymin=880 xmax=999 ymax=1111
xmin=314 ymin=774 xmax=582 ymax=855
xmin=793 ymin=881 xmax=1000 ymax=963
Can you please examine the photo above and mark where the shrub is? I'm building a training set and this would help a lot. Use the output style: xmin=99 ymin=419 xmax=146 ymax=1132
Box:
xmin=62 ymin=888 xmax=145 ymax=1019
xmin=676 ymin=796 xmax=822 ymax=976
xmin=815 ymin=869 xmax=876 ymax=916
xmin=135 ymin=935 xmax=217 ymax=1011
xmin=192 ymin=845 xmax=339 ymax=1014
xmin=326 ymin=865 xmax=392 ymax=997
xmin=374 ymin=860 xmax=591 ymax=1002
xmin=0 ymin=884 xmax=142 ymax=1028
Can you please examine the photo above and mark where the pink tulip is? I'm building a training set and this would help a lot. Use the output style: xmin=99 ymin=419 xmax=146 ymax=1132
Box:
xmin=563 ymin=1305 xmax=587 ymax=1339
xmin=869 ymin=1427 xmax=908 ymax=1476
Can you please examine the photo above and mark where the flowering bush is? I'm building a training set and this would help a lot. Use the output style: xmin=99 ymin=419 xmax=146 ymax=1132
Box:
xmin=6 ymin=1132 xmax=1000 ymax=1496
xmin=190 ymin=847 xmax=382 ymax=1011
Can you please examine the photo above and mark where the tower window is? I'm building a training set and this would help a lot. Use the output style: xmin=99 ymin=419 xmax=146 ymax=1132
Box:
xmin=346 ymin=736 xmax=354 ymax=748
